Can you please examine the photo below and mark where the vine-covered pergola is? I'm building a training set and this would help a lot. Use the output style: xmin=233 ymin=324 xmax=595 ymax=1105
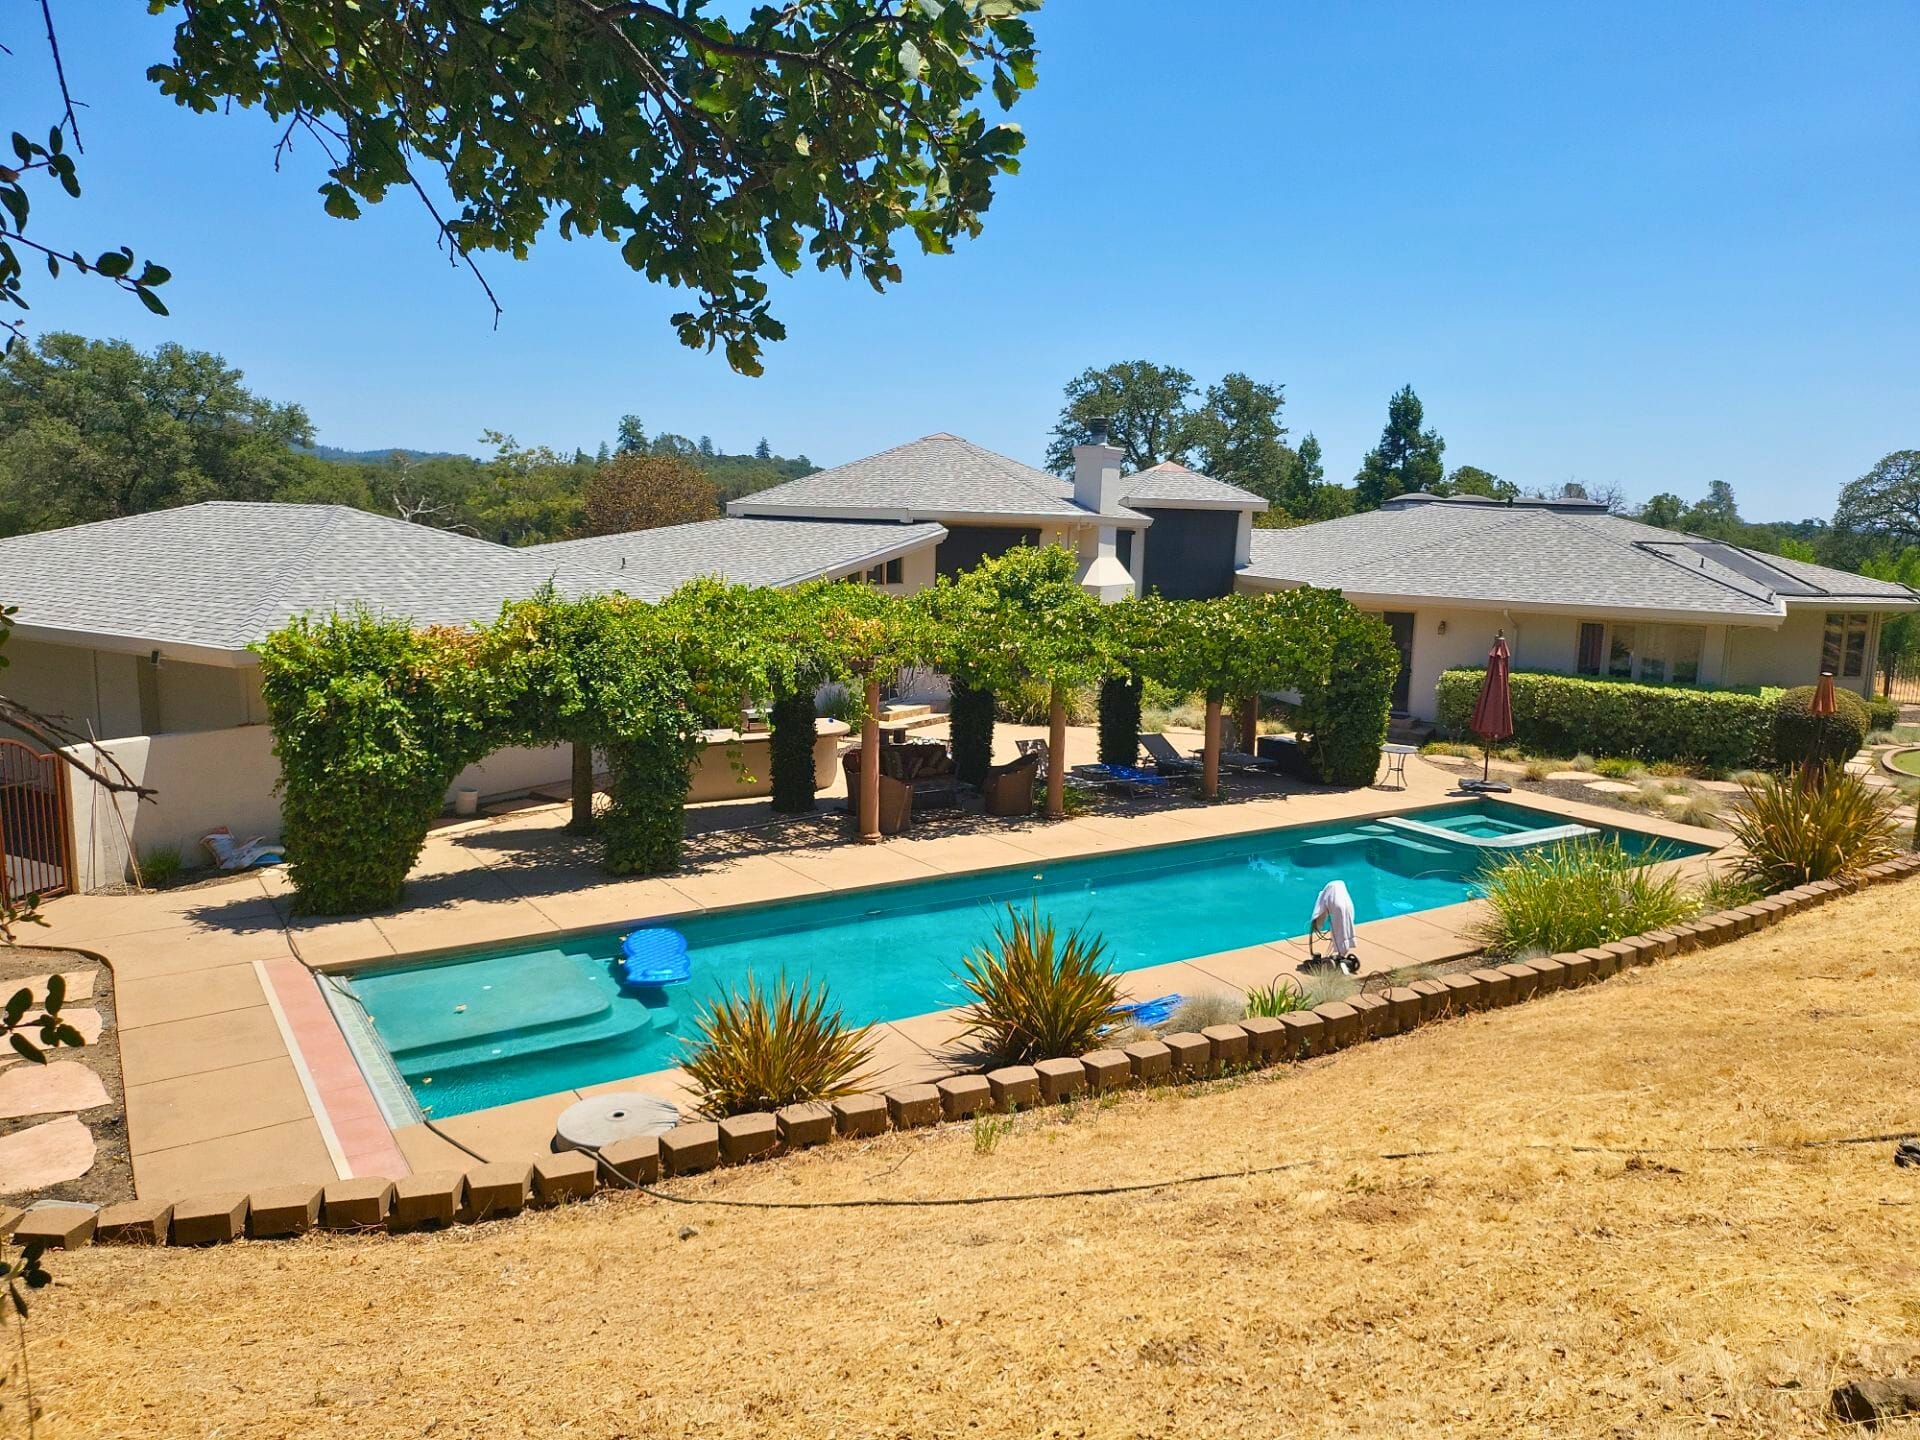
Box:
xmin=257 ymin=546 xmax=1398 ymax=915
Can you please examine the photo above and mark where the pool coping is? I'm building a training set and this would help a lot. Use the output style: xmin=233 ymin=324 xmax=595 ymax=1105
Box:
xmin=306 ymin=788 xmax=1730 ymax=1174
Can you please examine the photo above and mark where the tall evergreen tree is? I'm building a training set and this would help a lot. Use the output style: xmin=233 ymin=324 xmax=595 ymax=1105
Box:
xmin=754 ymin=437 xmax=772 ymax=460
xmin=615 ymin=414 xmax=647 ymax=455
xmin=1280 ymin=432 xmax=1325 ymax=516
xmin=1352 ymin=385 xmax=1445 ymax=510
xmin=698 ymin=434 xmax=716 ymax=458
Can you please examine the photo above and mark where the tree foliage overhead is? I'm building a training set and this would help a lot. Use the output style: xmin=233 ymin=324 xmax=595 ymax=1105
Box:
xmin=1352 ymin=384 xmax=1445 ymax=510
xmin=1045 ymin=360 xmax=1200 ymax=475
xmin=144 ymin=0 xmax=1040 ymax=373
xmin=581 ymin=452 xmax=720 ymax=535
xmin=1833 ymin=451 xmax=1920 ymax=549
xmin=1186 ymin=372 xmax=1296 ymax=507
xmin=0 ymin=332 xmax=313 ymax=531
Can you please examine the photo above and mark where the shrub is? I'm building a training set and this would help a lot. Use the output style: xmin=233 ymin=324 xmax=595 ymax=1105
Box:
xmin=1725 ymin=770 xmax=1900 ymax=892
xmin=1570 ymin=753 xmax=1596 ymax=771
xmin=1866 ymin=695 xmax=1901 ymax=731
xmin=138 ymin=846 xmax=186 ymax=889
xmin=1473 ymin=838 xmax=1697 ymax=955
xmin=1097 ymin=673 xmax=1144 ymax=767
xmin=1772 ymin=685 xmax=1870 ymax=769
xmin=682 ymin=972 xmax=875 ymax=1116
xmin=817 ymin=683 xmax=866 ymax=730
xmin=258 ymin=611 xmax=494 ymax=914
xmin=1165 ymin=993 xmax=1244 ymax=1032
xmin=1436 ymin=669 xmax=1775 ymax=770
xmin=1594 ymin=756 xmax=1642 ymax=779
xmin=767 ymin=689 xmax=818 ymax=813
xmin=948 ymin=680 xmax=996 ymax=789
xmin=954 ymin=902 xmax=1120 ymax=1064
xmin=1244 ymin=976 xmax=1309 ymax=1017
xmin=1696 ymin=870 xmax=1763 ymax=910
xmin=1668 ymin=791 xmax=1723 ymax=829
xmin=995 ymin=679 xmax=1094 ymax=725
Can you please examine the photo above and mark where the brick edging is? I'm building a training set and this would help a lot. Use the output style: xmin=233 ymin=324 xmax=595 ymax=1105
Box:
xmin=8 ymin=855 xmax=1918 ymax=1253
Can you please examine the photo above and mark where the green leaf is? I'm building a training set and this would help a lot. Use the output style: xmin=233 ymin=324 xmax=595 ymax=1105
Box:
xmin=137 ymin=288 xmax=170 ymax=316
xmin=94 ymin=249 xmax=133 ymax=278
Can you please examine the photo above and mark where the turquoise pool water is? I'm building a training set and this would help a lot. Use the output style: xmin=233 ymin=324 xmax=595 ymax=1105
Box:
xmin=335 ymin=800 xmax=1702 ymax=1120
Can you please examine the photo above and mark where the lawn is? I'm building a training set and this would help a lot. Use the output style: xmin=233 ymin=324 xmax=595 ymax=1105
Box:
xmin=22 ymin=884 xmax=1920 ymax=1438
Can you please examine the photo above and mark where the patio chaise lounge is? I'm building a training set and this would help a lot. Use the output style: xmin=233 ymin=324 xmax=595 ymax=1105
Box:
xmin=1139 ymin=732 xmax=1202 ymax=776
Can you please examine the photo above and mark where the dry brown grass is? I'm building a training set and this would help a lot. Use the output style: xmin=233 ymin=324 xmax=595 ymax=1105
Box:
xmin=20 ymin=886 xmax=1920 ymax=1439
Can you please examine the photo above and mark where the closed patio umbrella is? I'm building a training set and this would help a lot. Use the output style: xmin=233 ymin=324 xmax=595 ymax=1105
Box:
xmin=1802 ymin=669 xmax=1838 ymax=787
xmin=1463 ymin=632 xmax=1513 ymax=793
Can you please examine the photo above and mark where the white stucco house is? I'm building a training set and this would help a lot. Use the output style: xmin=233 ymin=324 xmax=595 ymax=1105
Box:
xmin=2 ymin=430 xmax=1914 ymax=892
xmin=1235 ymin=491 xmax=1920 ymax=722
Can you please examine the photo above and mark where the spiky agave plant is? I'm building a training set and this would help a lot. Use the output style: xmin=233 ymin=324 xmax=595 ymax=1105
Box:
xmin=1243 ymin=976 xmax=1309 ymax=1018
xmin=954 ymin=901 xmax=1120 ymax=1065
xmin=1726 ymin=768 xmax=1900 ymax=893
xmin=682 ymin=972 xmax=875 ymax=1117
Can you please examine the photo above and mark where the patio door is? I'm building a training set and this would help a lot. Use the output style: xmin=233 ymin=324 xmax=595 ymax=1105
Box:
xmin=1383 ymin=613 xmax=1415 ymax=715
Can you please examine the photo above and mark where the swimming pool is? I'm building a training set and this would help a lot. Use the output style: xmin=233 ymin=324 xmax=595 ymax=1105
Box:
xmin=328 ymin=799 xmax=1704 ymax=1121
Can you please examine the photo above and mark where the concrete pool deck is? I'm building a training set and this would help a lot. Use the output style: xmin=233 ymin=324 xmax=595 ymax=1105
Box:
xmin=25 ymin=729 xmax=1730 ymax=1200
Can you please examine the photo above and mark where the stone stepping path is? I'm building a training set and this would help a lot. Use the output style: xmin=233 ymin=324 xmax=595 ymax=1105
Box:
xmin=0 ymin=1116 xmax=95 ymax=1194
xmin=1696 ymin=779 xmax=1747 ymax=793
xmin=6 ymin=972 xmax=95 ymax=1003
xmin=1583 ymin=779 xmax=1641 ymax=794
xmin=1544 ymin=770 xmax=1592 ymax=782
xmin=0 ymin=1063 xmax=107 ymax=1121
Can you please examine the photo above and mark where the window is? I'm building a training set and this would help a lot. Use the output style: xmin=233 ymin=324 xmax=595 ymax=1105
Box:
xmin=864 ymin=557 xmax=903 ymax=586
xmin=1576 ymin=622 xmax=1605 ymax=676
xmin=1822 ymin=612 xmax=1870 ymax=679
xmin=1581 ymin=621 xmax=1707 ymax=686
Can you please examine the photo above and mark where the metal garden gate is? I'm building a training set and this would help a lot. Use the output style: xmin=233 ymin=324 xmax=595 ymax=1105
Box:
xmin=0 ymin=739 xmax=73 ymax=904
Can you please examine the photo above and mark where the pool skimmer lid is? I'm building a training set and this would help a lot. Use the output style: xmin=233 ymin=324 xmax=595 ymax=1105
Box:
xmin=555 ymin=1092 xmax=681 ymax=1152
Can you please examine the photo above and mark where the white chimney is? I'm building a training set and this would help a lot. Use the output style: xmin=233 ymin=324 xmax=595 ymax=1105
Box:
xmin=1072 ymin=416 xmax=1125 ymax=517
xmin=1071 ymin=417 xmax=1135 ymax=601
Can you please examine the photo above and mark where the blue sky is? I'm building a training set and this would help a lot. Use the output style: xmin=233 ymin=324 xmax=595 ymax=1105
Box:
xmin=10 ymin=2 xmax=1917 ymax=519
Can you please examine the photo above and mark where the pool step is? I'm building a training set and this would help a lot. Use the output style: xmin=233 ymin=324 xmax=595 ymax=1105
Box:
xmin=397 ymin=1001 xmax=678 ymax=1078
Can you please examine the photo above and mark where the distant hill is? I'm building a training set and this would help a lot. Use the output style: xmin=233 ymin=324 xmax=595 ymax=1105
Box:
xmin=296 ymin=444 xmax=468 ymax=464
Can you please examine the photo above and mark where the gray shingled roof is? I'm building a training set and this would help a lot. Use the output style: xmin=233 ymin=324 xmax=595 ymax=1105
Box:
xmin=727 ymin=432 xmax=1149 ymax=521
xmin=528 ymin=517 xmax=946 ymax=601
xmin=0 ymin=503 xmax=945 ymax=655
xmin=1120 ymin=461 xmax=1265 ymax=508
xmin=1239 ymin=498 xmax=1920 ymax=619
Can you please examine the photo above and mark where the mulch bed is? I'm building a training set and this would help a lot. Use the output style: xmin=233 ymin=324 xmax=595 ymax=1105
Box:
xmin=0 ymin=943 xmax=133 ymax=1208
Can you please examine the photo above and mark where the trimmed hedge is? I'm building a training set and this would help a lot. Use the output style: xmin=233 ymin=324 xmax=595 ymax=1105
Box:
xmin=768 ymin=689 xmax=819 ymax=813
xmin=1773 ymin=684 xmax=1869 ymax=768
xmin=1866 ymin=694 xmax=1901 ymax=732
xmin=1436 ymin=668 xmax=1775 ymax=769
xmin=948 ymin=680 xmax=995 ymax=789
xmin=1097 ymin=674 xmax=1143 ymax=767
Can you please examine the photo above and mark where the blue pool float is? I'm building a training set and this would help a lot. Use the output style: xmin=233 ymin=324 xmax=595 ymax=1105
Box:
xmin=1114 ymin=993 xmax=1181 ymax=1027
xmin=619 ymin=928 xmax=691 ymax=986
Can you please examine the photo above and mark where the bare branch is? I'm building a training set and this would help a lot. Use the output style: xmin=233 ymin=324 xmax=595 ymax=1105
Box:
xmin=0 ymin=697 xmax=156 ymax=799
xmin=37 ymin=0 xmax=84 ymax=151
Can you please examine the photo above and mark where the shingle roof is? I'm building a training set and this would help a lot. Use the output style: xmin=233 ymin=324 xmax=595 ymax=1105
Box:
xmin=1119 ymin=461 xmax=1265 ymax=508
xmin=0 ymin=503 xmax=944 ymax=655
xmin=1239 ymin=498 xmax=1919 ymax=620
xmin=727 ymin=432 xmax=1143 ymax=521
xmin=527 ymin=517 xmax=946 ymax=601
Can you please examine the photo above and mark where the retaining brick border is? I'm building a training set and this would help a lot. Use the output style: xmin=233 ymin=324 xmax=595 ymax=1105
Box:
xmin=11 ymin=854 xmax=1916 ymax=1256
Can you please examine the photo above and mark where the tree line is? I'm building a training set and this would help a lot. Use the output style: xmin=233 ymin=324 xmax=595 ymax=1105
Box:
xmin=0 ymin=333 xmax=818 ymax=545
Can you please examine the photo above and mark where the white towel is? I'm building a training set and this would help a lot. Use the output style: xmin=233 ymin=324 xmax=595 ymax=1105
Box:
xmin=1311 ymin=879 xmax=1356 ymax=956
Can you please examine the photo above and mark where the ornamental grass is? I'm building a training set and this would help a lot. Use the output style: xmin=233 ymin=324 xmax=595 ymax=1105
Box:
xmin=1473 ymin=837 xmax=1696 ymax=957
xmin=1725 ymin=767 xmax=1901 ymax=893
xmin=953 ymin=901 xmax=1120 ymax=1064
xmin=682 ymin=972 xmax=875 ymax=1117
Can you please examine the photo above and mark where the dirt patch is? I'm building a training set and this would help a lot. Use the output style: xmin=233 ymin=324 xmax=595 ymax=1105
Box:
xmin=21 ymin=883 xmax=1920 ymax=1438
xmin=0 ymin=944 xmax=132 ymax=1208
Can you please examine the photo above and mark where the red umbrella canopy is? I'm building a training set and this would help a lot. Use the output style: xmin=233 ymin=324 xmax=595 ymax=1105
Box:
xmin=1470 ymin=634 xmax=1514 ymax=743
xmin=1812 ymin=670 xmax=1837 ymax=717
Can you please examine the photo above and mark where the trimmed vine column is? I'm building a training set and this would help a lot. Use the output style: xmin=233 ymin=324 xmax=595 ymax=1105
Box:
xmin=1046 ymin=683 xmax=1068 ymax=819
xmin=1236 ymin=694 xmax=1260 ymax=754
xmin=859 ymin=678 xmax=882 ymax=842
xmin=1203 ymin=693 xmax=1223 ymax=799
xmin=567 ymin=741 xmax=596 ymax=833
